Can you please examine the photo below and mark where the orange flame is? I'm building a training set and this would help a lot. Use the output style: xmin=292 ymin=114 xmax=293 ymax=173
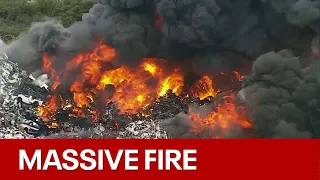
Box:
xmin=189 ymin=94 xmax=252 ymax=136
xmin=38 ymin=40 xmax=250 ymax=135
xmin=38 ymin=41 xmax=186 ymax=120
xmin=158 ymin=70 xmax=184 ymax=96
xmin=142 ymin=60 xmax=159 ymax=76
xmin=65 ymin=42 xmax=115 ymax=71
xmin=39 ymin=42 xmax=117 ymax=121
xmin=189 ymin=76 xmax=218 ymax=100
xmin=43 ymin=54 xmax=56 ymax=78
xmin=38 ymin=94 xmax=60 ymax=121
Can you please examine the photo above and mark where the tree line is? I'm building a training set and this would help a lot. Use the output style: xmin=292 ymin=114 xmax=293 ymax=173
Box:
xmin=0 ymin=0 xmax=93 ymax=42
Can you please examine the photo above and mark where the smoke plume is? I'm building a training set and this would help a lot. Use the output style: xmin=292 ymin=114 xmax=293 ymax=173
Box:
xmin=162 ymin=103 xmax=248 ymax=138
xmin=5 ymin=0 xmax=317 ymax=73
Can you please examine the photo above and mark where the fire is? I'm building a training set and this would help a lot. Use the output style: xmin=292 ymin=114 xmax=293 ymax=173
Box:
xmin=142 ymin=61 xmax=158 ymax=76
xmin=158 ymin=70 xmax=184 ymax=96
xmin=38 ymin=39 xmax=251 ymax=135
xmin=233 ymin=71 xmax=244 ymax=81
xmin=38 ymin=41 xmax=187 ymax=120
xmin=65 ymin=41 xmax=115 ymax=71
xmin=103 ymin=69 xmax=155 ymax=114
xmin=189 ymin=76 xmax=218 ymax=100
xmin=38 ymin=94 xmax=59 ymax=122
xmin=98 ymin=67 xmax=130 ymax=88
xmin=96 ymin=60 xmax=183 ymax=114
xmin=43 ymin=54 xmax=56 ymax=78
xmin=189 ymin=94 xmax=252 ymax=137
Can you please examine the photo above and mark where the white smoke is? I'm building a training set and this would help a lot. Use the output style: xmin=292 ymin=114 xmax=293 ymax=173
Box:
xmin=0 ymin=39 xmax=7 ymax=58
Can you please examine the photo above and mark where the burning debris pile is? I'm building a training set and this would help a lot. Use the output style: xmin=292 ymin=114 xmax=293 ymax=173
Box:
xmin=0 ymin=51 xmax=251 ymax=138
xmin=1 ymin=0 xmax=320 ymax=138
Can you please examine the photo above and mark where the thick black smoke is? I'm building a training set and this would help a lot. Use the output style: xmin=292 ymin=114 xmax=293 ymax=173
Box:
xmin=6 ymin=0 xmax=159 ymax=73
xmin=156 ymin=0 xmax=317 ymax=73
xmin=5 ymin=21 xmax=68 ymax=73
xmin=232 ymin=47 xmax=320 ymax=138
xmin=5 ymin=0 xmax=318 ymax=74
xmin=3 ymin=0 xmax=320 ymax=138
xmin=239 ymin=50 xmax=313 ymax=138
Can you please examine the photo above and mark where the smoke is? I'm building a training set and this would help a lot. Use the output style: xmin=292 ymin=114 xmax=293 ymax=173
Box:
xmin=161 ymin=112 xmax=197 ymax=138
xmin=239 ymin=50 xmax=316 ymax=138
xmin=5 ymin=21 xmax=68 ymax=73
xmin=156 ymin=0 xmax=221 ymax=47
xmin=5 ymin=0 xmax=319 ymax=74
xmin=0 ymin=39 xmax=7 ymax=54
xmin=273 ymin=121 xmax=311 ymax=138
xmin=270 ymin=0 xmax=320 ymax=26
xmin=161 ymin=103 xmax=248 ymax=138
xmin=156 ymin=0 xmax=316 ymax=74
xmin=161 ymin=103 xmax=215 ymax=138
xmin=162 ymin=49 xmax=318 ymax=138
xmin=3 ymin=0 xmax=320 ymax=138
xmin=5 ymin=1 xmax=159 ymax=73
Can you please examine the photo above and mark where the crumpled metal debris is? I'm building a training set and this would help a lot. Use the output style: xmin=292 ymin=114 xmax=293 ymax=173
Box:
xmin=0 ymin=55 xmax=46 ymax=138
xmin=41 ymin=125 xmax=119 ymax=139
xmin=0 ymin=95 xmax=44 ymax=138
xmin=118 ymin=119 xmax=168 ymax=139
xmin=0 ymin=54 xmax=23 ymax=103
xmin=39 ymin=120 xmax=168 ymax=139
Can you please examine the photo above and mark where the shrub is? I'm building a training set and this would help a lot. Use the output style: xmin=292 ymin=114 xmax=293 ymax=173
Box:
xmin=0 ymin=0 xmax=93 ymax=42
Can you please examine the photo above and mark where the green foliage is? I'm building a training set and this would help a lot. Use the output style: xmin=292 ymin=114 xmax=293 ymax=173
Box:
xmin=0 ymin=0 xmax=93 ymax=41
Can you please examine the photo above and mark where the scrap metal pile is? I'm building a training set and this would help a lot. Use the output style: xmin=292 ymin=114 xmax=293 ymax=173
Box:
xmin=0 ymin=50 xmax=255 ymax=139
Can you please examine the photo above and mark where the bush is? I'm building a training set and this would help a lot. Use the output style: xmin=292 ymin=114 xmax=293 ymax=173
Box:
xmin=0 ymin=0 xmax=93 ymax=42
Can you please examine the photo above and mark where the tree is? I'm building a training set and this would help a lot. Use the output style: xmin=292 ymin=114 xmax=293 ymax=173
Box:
xmin=0 ymin=0 xmax=93 ymax=42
